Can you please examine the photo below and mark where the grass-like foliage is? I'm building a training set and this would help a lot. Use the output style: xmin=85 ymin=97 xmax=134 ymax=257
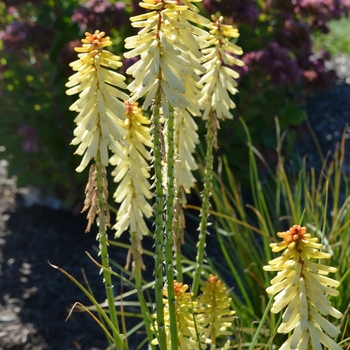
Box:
xmin=55 ymin=1 xmax=349 ymax=349
xmin=205 ymin=120 xmax=350 ymax=349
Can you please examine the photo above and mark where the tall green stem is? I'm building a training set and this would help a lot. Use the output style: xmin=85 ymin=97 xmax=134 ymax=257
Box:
xmin=165 ymin=106 xmax=178 ymax=349
xmin=151 ymin=94 xmax=167 ymax=348
xmin=174 ymin=201 xmax=184 ymax=283
xmin=95 ymin=153 xmax=125 ymax=349
xmin=131 ymin=233 xmax=156 ymax=349
xmin=192 ymin=112 xmax=214 ymax=296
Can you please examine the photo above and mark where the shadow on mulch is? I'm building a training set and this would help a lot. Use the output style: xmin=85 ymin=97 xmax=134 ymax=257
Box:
xmin=0 ymin=191 xmax=154 ymax=350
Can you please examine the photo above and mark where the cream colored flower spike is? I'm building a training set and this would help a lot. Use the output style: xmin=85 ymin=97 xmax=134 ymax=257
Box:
xmin=173 ymin=107 xmax=199 ymax=193
xmin=198 ymin=16 xmax=244 ymax=120
xmin=110 ymin=102 xmax=153 ymax=239
xmin=263 ymin=225 xmax=343 ymax=350
xmin=66 ymin=30 xmax=129 ymax=172
xmin=124 ymin=0 xmax=210 ymax=114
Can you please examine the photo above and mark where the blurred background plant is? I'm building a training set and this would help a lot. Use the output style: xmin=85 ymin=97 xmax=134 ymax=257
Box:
xmin=0 ymin=0 xmax=349 ymax=203
xmin=0 ymin=0 xmax=131 ymax=206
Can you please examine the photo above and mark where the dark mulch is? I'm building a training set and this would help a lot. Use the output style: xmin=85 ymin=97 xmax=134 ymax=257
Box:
xmin=0 ymin=176 xmax=154 ymax=350
xmin=1 ymin=55 xmax=350 ymax=350
xmin=0 ymin=183 xmax=110 ymax=350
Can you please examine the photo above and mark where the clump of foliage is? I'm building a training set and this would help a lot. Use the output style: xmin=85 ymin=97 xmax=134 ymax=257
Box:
xmin=45 ymin=0 xmax=349 ymax=348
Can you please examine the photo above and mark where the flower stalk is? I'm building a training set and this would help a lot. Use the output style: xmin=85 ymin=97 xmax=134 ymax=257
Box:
xmin=151 ymin=93 xmax=167 ymax=349
xmin=95 ymin=155 xmax=124 ymax=347
xmin=130 ymin=231 xmax=156 ymax=348
xmin=123 ymin=0 xmax=211 ymax=346
xmin=192 ymin=111 xmax=215 ymax=296
xmin=66 ymin=30 xmax=129 ymax=348
xmin=164 ymin=104 xmax=178 ymax=349
xmin=193 ymin=15 xmax=243 ymax=295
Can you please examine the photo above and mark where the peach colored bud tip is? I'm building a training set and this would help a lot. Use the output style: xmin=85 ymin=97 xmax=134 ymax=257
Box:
xmin=81 ymin=30 xmax=111 ymax=49
xmin=277 ymin=225 xmax=308 ymax=244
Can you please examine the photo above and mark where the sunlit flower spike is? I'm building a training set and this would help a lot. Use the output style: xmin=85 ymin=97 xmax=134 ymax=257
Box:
xmin=198 ymin=15 xmax=244 ymax=121
xmin=124 ymin=0 xmax=211 ymax=114
xmin=110 ymin=102 xmax=153 ymax=240
xmin=66 ymin=30 xmax=129 ymax=172
xmin=264 ymin=225 xmax=343 ymax=350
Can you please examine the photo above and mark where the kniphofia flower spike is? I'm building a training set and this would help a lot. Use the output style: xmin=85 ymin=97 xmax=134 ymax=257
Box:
xmin=66 ymin=30 xmax=128 ymax=172
xmin=199 ymin=15 xmax=244 ymax=121
xmin=124 ymin=0 xmax=210 ymax=114
xmin=264 ymin=225 xmax=343 ymax=350
xmin=110 ymin=102 xmax=153 ymax=239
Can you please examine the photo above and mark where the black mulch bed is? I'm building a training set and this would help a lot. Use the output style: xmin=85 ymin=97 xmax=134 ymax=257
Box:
xmin=0 ymin=180 xmax=155 ymax=350
xmin=1 ymin=55 xmax=350 ymax=350
xmin=0 ymin=190 xmax=114 ymax=350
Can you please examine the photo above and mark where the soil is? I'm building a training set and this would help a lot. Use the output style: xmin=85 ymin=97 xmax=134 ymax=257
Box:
xmin=1 ymin=55 xmax=350 ymax=350
xmin=0 ymin=167 xmax=154 ymax=349
xmin=0 ymin=177 xmax=114 ymax=350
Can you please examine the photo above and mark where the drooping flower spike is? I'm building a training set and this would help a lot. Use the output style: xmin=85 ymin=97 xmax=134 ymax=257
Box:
xmin=110 ymin=101 xmax=153 ymax=240
xmin=192 ymin=15 xmax=244 ymax=295
xmin=124 ymin=0 xmax=210 ymax=115
xmin=199 ymin=15 xmax=244 ymax=120
xmin=66 ymin=30 xmax=129 ymax=172
xmin=264 ymin=225 xmax=343 ymax=350
xmin=65 ymin=32 xmax=130 ymax=348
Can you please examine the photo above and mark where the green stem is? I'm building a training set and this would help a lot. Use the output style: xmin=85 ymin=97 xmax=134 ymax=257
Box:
xmin=174 ymin=201 xmax=183 ymax=283
xmin=192 ymin=112 xmax=214 ymax=296
xmin=131 ymin=233 xmax=156 ymax=349
xmin=248 ymin=295 xmax=274 ymax=350
xmin=165 ymin=105 xmax=178 ymax=349
xmin=151 ymin=94 xmax=167 ymax=349
xmin=175 ymin=249 xmax=183 ymax=283
xmin=95 ymin=154 xmax=125 ymax=349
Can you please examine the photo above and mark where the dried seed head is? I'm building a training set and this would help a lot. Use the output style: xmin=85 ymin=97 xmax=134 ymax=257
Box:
xmin=81 ymin=163 xmax=110 ymax=232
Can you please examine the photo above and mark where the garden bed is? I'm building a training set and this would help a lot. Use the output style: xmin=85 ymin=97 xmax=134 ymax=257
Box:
xmin=1 ymin=55 xmax=350 ymax=350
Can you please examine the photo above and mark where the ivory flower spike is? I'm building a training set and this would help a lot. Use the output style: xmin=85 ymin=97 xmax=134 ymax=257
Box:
xmin=66 ymin=30 xmax=128 ymax=172
xmin=124 ymin=0 xmax=210 ymax=114
xmin=199 ymin=15 xmax=244 ymax=120
xmin=110 ymin=102 xmax=153 ymax=239
xmin=264 ymin=225 xmax=343 ymax=350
